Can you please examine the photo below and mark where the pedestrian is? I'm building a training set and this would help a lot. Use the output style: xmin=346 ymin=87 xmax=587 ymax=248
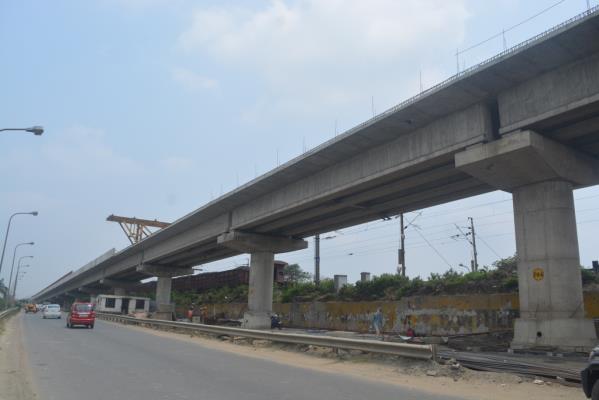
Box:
xmin=372 ymin=308 xmax=383 ymax=338
xmin=187 ymin=303 xmax=195 ymax=322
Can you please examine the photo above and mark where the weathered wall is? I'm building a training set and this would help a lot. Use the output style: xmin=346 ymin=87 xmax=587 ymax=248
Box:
xmin=201 ymin=291 xmax=599 ymax=336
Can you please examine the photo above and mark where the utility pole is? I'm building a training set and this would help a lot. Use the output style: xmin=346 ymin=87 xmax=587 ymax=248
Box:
xmin=314 ymin=234 xmax=320 ymax=285
xmin=451 ymin=218 xmax=478 ymax=272
xmin=469 ymin=217 xmax=479 ymax=272
xmin=398 ymin=213 xmax=406 ymax=276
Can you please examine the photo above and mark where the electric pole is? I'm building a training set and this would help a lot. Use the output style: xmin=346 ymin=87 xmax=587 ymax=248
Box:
xmin=314 ymin=234 xmax=320 ymax=285
xmin=469 ymin=217 xmax=478 ymax=272
xmin=451 ymin=218 xmax=479 ymax=272
xmin=398 ymin=213 xmax=406 ymax=276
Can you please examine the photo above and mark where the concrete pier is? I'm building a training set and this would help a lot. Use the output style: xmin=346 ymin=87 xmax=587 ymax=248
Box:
xmin=137 ymin=264 xmax=193 ymax=321
xmin=456 ymin=130 xmax=599 ymax=350
xmin=218 ymin=230 xmax=307 ymax=329
xmin=511 ymin=181 xmax=596 ymax=350
xmin=244 ymin=252 xmax=275 ymax=329
xmin=154 ymin=276 xmax=173 ymax=320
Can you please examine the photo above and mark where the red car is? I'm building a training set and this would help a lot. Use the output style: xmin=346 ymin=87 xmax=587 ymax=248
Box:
xmin=66 ymin=303 xmax=96 ymax=329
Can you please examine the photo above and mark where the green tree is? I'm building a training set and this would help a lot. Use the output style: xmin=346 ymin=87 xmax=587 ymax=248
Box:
xmin=283 ymin=263 xmax=311 ymax=283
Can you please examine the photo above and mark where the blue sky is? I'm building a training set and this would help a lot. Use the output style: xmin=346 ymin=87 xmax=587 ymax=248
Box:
xmin=1 ymin=0 xmax=598 ymax=297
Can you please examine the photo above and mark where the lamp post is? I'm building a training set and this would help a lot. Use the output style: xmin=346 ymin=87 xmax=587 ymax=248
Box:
xmin=0 ymin=126 xmax=44 ymax=135
xmin=12 ymin=256 xmax=33 ymax=296
xmin=0 ymin=211 xmax=38 ymax=277
xmin=13 ymin=269 xmax=28 ymax=301
xmin=7 ymin=242 xmax=34 ymax=301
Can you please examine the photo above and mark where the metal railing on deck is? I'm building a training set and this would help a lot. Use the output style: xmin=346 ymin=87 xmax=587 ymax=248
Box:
xmin=97 ymin=312 xmax=435 ymax=360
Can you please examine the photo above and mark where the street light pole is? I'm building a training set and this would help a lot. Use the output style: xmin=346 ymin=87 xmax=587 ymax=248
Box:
xmin=7 ymin=242 xmax=34 ymax=300
xmin=0 ymin=126 xmax=44 ymax=135
xmin=0 ymin=211 xmax=38 ymax=277
xmin=12 ymin=256 xmax=33 ymax=297
xmin=13 ymin=270 xmax=28 ymax=301
xmin=13 ymin=265 xmax=29 ymax=296
xmin=314 ymin=234 xmax=320 ymax=285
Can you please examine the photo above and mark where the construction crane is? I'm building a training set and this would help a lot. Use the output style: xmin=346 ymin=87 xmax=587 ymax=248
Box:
xmin=106 ymin=214 xmax=170 ymax=244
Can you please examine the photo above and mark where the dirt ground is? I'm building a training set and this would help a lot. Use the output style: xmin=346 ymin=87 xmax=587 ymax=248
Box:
xmin=0 ymin=314 xmax=37 ymax=400
xmin=116 ymin=321 xmax=586 ymax=400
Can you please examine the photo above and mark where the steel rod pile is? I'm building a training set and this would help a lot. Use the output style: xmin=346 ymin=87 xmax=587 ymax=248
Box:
xmin=439 ymin=350 xmax=583 ymax=383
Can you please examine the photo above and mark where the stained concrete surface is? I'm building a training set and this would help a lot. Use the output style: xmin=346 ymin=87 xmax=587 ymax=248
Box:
xmin=20 ymin=313 xmax=464 ymax=400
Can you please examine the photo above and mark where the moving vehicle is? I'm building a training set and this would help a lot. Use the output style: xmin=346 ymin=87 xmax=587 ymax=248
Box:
xmin=25 ymin=303 xmax=37 ymax=313
xmin=582 ymin=346 xmax=599 ymax=399
xmin=66 ymin=303 xmax=95 ymax=329
xmin=42 ymin=304 xmax=61 ymax=319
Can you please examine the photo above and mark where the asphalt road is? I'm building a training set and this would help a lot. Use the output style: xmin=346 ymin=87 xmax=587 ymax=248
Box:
xmin=21 ymin=313 xmax=463 ymax=400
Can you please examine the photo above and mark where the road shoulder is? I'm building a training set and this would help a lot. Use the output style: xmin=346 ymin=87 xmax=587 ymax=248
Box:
xmin=102 ymin=320 xmax=584 ymax=400
xmin=0 ymin=313 xmax=37 ymax=400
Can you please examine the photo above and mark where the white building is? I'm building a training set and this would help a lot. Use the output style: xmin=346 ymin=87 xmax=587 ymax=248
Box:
xmin=94 ymin=294 xmax=150 ymax=314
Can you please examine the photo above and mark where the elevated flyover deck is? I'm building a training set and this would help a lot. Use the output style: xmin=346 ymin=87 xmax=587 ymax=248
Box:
xmin=33 ymin=8 xmax=599 ymax=348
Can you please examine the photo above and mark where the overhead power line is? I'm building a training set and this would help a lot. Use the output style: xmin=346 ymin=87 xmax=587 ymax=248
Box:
xmin=458 ymin=0 xmax=568 ymax=56
xmin=475 ymin=233 xmax=502 ymax=259
xmin=413 ymin=227 xmax=453 ymax=269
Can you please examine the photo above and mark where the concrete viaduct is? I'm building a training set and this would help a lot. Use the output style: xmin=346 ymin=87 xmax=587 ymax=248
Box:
xmin=32 ymin=8 xmax=599 ymax=350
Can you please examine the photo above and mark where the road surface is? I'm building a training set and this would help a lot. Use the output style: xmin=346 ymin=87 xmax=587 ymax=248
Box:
xmin=19 ymin=312 xmax=463 ymax=400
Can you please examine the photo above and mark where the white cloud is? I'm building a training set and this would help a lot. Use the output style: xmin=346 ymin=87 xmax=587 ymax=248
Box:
xmin=160 ymin=156 xmax=195 ymax=173
xmin=178 ymin=0 xmax=469 ymax=119
xmin=40 ymin=125 xmax=144 ymax=178
xmin=171 ymin=67 xmax=218 ymax=91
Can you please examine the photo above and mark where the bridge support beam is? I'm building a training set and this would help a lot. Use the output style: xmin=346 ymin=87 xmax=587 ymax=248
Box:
xmin=456 ymin=130 xmax=599 ymax=351
xmin=137 ymin=264 xmax=193 ymax=321
xmin=99 ymin=279 xmax=141 ymax=296
xmin=218 ymin=231 xmax=307 ymax=329
xmin=78 ymin=287 xmax=98 ymax=302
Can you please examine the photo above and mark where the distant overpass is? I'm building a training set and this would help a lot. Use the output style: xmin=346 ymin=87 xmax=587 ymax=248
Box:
xmin=33 ymin=8 xmax=599 ymax=350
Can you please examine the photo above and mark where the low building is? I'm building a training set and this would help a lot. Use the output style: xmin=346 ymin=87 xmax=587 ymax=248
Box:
xmin=95 ymin=294 xmax=150 ymax=314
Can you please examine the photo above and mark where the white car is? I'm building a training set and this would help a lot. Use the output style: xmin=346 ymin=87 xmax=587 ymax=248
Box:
xmin=42 ymin=304 xmax=61 ymax=319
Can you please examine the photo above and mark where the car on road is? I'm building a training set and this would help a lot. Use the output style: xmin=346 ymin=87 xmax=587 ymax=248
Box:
xmin=582 ymin=345 xmax=599 ymax=399
xmin=42 ymin=304 xmax=61 ymax=319
xmin=66 ymin=303 xmax=95 ymax=329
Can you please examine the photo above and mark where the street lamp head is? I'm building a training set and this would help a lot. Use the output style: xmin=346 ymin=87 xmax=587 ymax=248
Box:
xmin=26 ymin=126 xmax=44 ymax=136
xmin=26 ymin=242 xmax=34 ymax=246
xmin=30 ymin=211 xmax=38 ymax=216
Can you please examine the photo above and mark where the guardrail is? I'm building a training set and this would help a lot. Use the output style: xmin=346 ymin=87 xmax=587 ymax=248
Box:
xmin=0 ymin=307 xmax=19 ymax=321
xmin=98 ymin=313 xmax=435 ymax=360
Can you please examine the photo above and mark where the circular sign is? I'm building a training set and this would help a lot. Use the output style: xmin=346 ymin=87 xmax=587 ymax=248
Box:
xmin=532 ymin=268 xmax=544 ymax=281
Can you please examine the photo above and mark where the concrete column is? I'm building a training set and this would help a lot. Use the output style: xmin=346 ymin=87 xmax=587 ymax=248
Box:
xmin=156 ymin=276 xmax=173 ymax=310
xmin=128 ymin=299 xmax=136 ymax=314
xmin=511 ymin=180 xmax=596 ymax=350
xmin=244 ymin=252 xmax=275 ymax=329
xmin=456 ymin=130 xmax=599 ymax=351
xmin=115 ymin=298 xmax=122 ymax=312
xmin=217 ymin=230 xmax=308 ymax=329
xmin=136 ymin=264 xmax=193 ymax=321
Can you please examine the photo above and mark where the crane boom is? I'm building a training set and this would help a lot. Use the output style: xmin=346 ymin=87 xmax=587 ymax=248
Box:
xmin=106 ymin=214 xmax=170 ymax=244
